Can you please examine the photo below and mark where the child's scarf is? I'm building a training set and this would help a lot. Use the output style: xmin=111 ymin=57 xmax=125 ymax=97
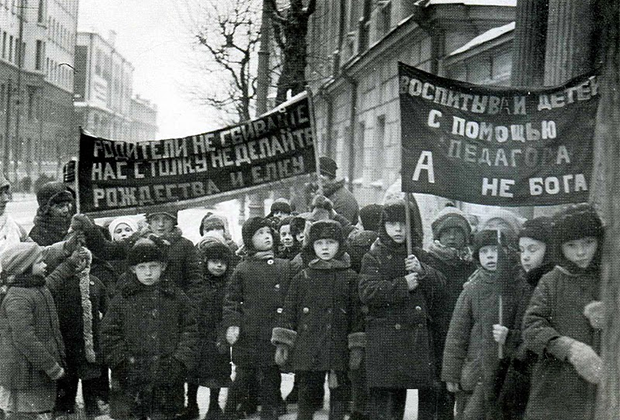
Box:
xmin=78 ymin=248 xmax=96 ymax=363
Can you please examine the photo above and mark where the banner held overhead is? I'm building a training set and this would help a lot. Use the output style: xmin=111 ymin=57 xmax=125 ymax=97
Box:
xmin=399 ymin=62 xmax=599 ymax=206
xmin=78 ymin=92 xmax=315 ymax=216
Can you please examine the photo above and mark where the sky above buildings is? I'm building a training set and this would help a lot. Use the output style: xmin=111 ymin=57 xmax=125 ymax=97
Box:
xmin=78 ymin=0 xmax=221 ymax=139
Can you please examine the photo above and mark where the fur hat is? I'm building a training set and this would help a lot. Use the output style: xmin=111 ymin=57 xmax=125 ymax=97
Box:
xmin=108 ymin=217 xmax=139 ymax=239
xmin=309 ymin=195 xmax=335 ymax=221
xmin=552 ymin=203 xmax=604 ymax=245
xmin=518 ymin=216 xmax=552 ymax=244
xmin=472 ymin=229 xmax=507 ymax=261
xmin=308 ymin=219 xmax=343 ymax=246
xmin=145 ymin=205 xmax=178 ymax=224
xmin=359 ymin=204 xmax=383 ymax=232
xmin=127 ymin=239 xmax=166 ymax=266
xmin=431 ymin=206 xmax=472 ymax=241
xmin=197 ymin=232 xmax=232 ymax=264
xmin=36 ymin=181 xmax=74 ymax=210
xmin=241 ymin=217 xmax=272 ymax=250
xmin=200 ymin=213 xmax=226 ymax=236
xmin=290 ymin=216 xmax=308 ymax=237
xmin=1 ymin=242 xmax=43 ymax=275
xmin=319 ymin=156 xmax=338 ymax=178
xmin=270 ymin=199 xmax=292 ymax=216
xmin=378 ymin=199 xmax=423 ymax=248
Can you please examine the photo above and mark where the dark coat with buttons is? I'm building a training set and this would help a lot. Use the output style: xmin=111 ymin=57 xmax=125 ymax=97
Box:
xmin=222 ymin=254 xmax=293 ymax=367
xmin=100 ymin=274 xmax=199 ymax=418
xmin=359 ymin=238 xmax=448 ymax=389
xmin=278 ymin=254 xmax=362 ymax=371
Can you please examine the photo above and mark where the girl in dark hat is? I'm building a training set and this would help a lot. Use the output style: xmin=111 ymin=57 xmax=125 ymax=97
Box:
xmin=29 ymin=181 xmax=75 ymax=246
xmin=523 ymin=204 xmax=604 ymax=420
xmin=221 ymin=217 xmax=294 ymax=420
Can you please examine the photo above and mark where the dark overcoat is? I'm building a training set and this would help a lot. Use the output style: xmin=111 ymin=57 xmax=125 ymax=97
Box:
xmin=222 ymin=254 xmax=293 ymax=367
xmin=359 ymin=239 xmax=448 ymax=389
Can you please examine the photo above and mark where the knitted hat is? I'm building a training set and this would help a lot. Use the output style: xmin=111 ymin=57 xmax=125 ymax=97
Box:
xmin=518 ymin=216 xmax=552 ymax=244
xmin=241 ymin=217 xmax=272 ymax=250
xmin=199 ymin=213 xmax=226 ymax=236
xmin=145 ymin=205 xmax=178 ymax=224
xmin=319 ymin=156 xmax=338 ymax=178
xmin=552 ymin=203 xmax=604 ymax=245
xmin=308 ymin=219 xmax=343 ymax=246
xmin=197 ymin=232 xmax=232 ymax=264
xmin=127 ymin=239 xmax=166 ymax=266
xmin=359 ymin=204 xmax=383 ymax=232
xmin=472 ymin=229 xmax=506 ymax=260
xmin=1 ymin=242 xmax=43 ymax=275
xmin=479 ymin=209 xmax=523 ymax=239
xmin=36 ymin=181 xmax=74 ymax=209
xmin=108 ymin=216 xmax=139 ymax=239
xmin=270 ymin=199 xmax=292 ymax=216
xmin=431 ymin=206 xmax=472 ymax=241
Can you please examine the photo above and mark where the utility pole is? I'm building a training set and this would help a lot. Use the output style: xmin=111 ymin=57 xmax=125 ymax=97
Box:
xmin=247 ymin=0 xmax=271 ymax=219
xmin=13 ymin=0 xmax=26 ymax=182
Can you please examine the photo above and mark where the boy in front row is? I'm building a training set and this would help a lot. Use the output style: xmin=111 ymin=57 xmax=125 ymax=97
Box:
xmin=101 ymin=239 xmax=198 ymax=420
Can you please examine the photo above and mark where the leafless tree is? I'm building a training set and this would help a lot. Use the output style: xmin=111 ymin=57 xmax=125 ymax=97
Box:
xmin=180 ymin=0 xmax=262 ymax=124
xmin=266 ymin=0 xmax=317 ymax=105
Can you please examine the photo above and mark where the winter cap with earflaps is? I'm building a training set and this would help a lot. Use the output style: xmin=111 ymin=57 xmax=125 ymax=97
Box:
xmin=241 ymin=217 xmax=273 ymax=251
xmin=359 ymin=204 xmax=383 ymax=232
xmin=269 ymin=198 xmax=292 ymax=216
xmin=1 ymin=242 xmax=43 ymax=276
xmin=518 ymin=216 xmax=552 ymax=244
xmin=199 ymin=213 xmax=227 ymax=236
xmin=431 ymin=206 xmax=472 ymax=241
xmin=145 ymin=204 xmax=178 ymax=224
xmin=378 ymin=198 xmax=423 ymax=248
xmin=197 ymin=231 xmax=232 ymax=264
xmin=308 ymin=219 xmax=344 ymax=246
xmin=472 ymin=229 xmax=507 ymax=261
xmin=36 ymin=181 xmax=74 ymax=211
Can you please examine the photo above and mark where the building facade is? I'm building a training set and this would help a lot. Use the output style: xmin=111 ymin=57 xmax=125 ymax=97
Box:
xmin=305 ymin=0 xmax=516 ymax=236
xmin=0 ymin=0 xmax=78 ymax=183
xmin=130 ymin=94 xmax=157 ymax=140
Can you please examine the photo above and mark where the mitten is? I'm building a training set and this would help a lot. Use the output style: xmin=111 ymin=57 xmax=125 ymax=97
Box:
xmin=349 ymin=347 xmax=363 ymax=370
xmin=70 ymin=214 xmax=94 ymax=232
xmin=446 ymin=382 xmax=460 ymax=393
xmin=226 ymin=326 xmax=240 ymax=345
xmin=493 ymin=324 xmax=509 ymax=345
xmin=568 ymin=340 xmax=603 ymax=384
xmin=584 ymin=301 xmax=605 ymax=329
xmin=275 ymin=344 xmax=289 ymax=367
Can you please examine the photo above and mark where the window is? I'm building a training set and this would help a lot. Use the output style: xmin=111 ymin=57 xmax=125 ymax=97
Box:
xmin=2 ymin=32 xmax=6 ymax=59
xmin=35 ymin=40 xmax=44 ymax=70
xmin=358 ymin=0 xmax=371 ymax=53
xmin=378 ymin=0 xmax=392 ymax=37
xmin=8 ymin=35 xmax=13 ymax=62
xmin=37 ymin=0 xmax=45 ymax=23
xmin=354 ymin=121 xmax=365 ymax=180
xmin=374 ymin=115 xmax=386 ymax=181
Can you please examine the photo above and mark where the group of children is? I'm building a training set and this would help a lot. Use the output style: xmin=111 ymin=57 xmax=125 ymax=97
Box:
xmin=0 ymin=190 xmax=607 ymax=420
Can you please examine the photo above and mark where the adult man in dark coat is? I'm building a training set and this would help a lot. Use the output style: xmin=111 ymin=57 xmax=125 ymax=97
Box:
xmin=310 ymin=156 xmax=359 ymax=226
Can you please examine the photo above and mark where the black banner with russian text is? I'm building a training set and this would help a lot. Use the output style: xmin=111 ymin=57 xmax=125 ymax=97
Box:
xmin=78 ymin=93 xmax=315 ymax=215
xmin=399 ymin=62 xmax=599 ymax=206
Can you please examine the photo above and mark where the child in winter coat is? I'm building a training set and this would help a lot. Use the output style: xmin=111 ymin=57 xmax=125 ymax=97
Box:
xmin=497 ymin=217 xmax=554 ymax=420
xmin=442 ymin=229 xmax=530 ymax=420
xmin=100 ymin=239 xmax=199 ymax=420
xmin=420 ymin=205 xmax=477 ymax=420
xmin=522 ymin=204 xmax=604 ymax=420
xmin=222 ymin=217 xmax=293 ymax=420
xmin=276 ymin=216 xmax=302 ymax=260
xmin=359 ymin=199 xmax=448 ymax=420
xmin=45 ymin=247 xmax=108 ymax=418
xmin=182 ymin=233 xmax=233 ymax=420
xmin=0 ymin=242 xmax=66 ymax=420
xmin=272 ymin=220 xmax=364 ymax=420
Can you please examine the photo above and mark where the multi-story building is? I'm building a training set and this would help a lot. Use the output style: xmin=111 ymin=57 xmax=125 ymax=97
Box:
xmin=305 ymin=0 xmax=516 ymax=236
xmin=73 ymin=30 xmax=159 ymax=142
xmin=0 ymin=0 xmax=78 ymax=183
xmin=130 ymin=94 xmax=157 ymax=140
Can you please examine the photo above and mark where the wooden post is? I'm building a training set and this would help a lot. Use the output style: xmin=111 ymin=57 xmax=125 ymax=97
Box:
xmin=594 ymin=0 xmax=620 ymax=417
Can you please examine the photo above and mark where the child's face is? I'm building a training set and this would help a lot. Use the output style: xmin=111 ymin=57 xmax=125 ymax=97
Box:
xmin=272 ymin=210 xmax=289 ymax=220
xmin=561 ymin=236 xmax=598 ymax=268
xmin=207 ymin=259 xmax=228 ymax=277
xmin=148 ymin=214 xmax=175 ymax=236
xmin=279 ymin=225 xmax=294 ymax=248
xmin=49 ymin=201 xmax=72 ymax=218
xmin=519 ymin=237 xmax=546 ymax=272
xmin=131 ymin=261 xmax=165 ymax=286
xmin=385 ymin=221 xmax=406 ymax=244
xmin=252 ymin=226 xmax=273 ymax=251
xmin=31 ymin=255 xmax=47 ymax=277
xmin=313 ymin=238 xmax=339 ymax=261
xmin=479 ymin=245 xmax=498 ymax=271
xmin=439 ymin=227 xmax=466 ymax=249
xmin=113 ymin=222 xmax=135 ymax=241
